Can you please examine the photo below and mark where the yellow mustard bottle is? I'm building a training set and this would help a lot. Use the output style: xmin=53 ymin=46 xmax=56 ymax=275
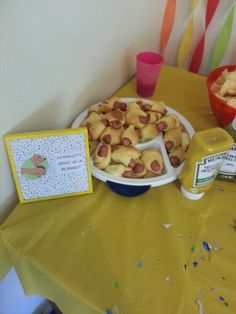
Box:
xmin=179 ymin=127 xmax=234 ymax=200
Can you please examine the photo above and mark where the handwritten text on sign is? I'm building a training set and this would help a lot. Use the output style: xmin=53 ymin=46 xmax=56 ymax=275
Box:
xmin=55 ymin=152 xmax=84 ymax=175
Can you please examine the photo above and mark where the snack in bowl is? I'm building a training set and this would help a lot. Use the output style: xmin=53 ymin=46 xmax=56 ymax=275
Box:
xmin=77 ymin=98 xmax=193 ymax=182
xmin=206 ymin=65 xmax=236 ymax=127
xmin=211 ymin=69 xmax=236 ymax=108
xmin=72 ymin=97 xmax=194 ymax=196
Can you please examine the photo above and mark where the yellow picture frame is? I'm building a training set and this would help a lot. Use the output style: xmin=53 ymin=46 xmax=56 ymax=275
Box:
xmin=4 ymin=128 xmax=93 ymax=203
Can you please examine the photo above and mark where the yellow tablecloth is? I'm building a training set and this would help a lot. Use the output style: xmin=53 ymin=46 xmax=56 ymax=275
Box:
xmin=1 ymin=66 xmax=236 ymax=314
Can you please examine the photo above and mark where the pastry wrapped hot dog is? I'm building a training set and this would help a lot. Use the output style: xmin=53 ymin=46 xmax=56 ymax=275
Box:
xmin=99 ymin=97 xmax=120 ymax=113
xmin=125 ymin=110 xmax=149 ymax=128
xmin=103 ymin=109 xmax=125 ymax=129
xmin=112 ymin=100 xmax=127 ymax=111
xmin=163 ymin=128 xmax=182 ymax=152
xmin=100 ymin=126 xmax=124 ymax=146
xmin=111 ymin=146 xmax=141 ymax=167
xmin=142 ymin=100 xmax=166 ymax=115
xmin=99 ymin=98 xmax=127 ymax=113
xmin=121 ymin=125 xmax=140 ymax=146
xmin=93 ymin=144 xmax=112 ymax=169
xmin=132 ymin=159 xmax=147 ymax=178
xmin=80 ymin=111 xmax=102 ymax=127
xmin=88 ymin=120 xmax=107 ymax=140
xmin=156 ymin=114 xmax=180 ymax=132
xmin=126 ymin=101 xmax=143 ymax=111
xmin=169 ymin=146 xmax=186 ymax=167
xmin=105 ymin=164 xmax=133 ymax=178
xmin=181 ymin=131 xmax=190 ymax=151
xmin=147 ymin=112 xmax=162 ymax=124
xmin=141 ymin=148 xmax=164 ymax=175
xmin=140 ymin=124 xmax=159 ymax=142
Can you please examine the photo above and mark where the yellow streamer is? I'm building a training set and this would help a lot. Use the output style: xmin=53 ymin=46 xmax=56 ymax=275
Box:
xmin=177 ymin=0 xmax=199 ymax=68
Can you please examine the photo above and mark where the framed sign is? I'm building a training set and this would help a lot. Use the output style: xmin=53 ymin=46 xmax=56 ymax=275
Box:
xmin=4 ymin=128 xmax=93 ymax=203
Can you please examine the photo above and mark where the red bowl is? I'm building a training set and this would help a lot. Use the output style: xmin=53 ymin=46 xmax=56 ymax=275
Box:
xmin=206 ymin=64 xmax=236 ymax=127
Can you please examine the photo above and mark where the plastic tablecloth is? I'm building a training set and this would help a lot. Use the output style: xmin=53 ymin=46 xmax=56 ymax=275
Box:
xmin=1 ymin=66 xmax=236 ymax=314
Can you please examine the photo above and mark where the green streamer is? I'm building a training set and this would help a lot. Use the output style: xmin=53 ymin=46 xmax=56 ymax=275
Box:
xmin=211 ymin=3 xmax=235 ymax=70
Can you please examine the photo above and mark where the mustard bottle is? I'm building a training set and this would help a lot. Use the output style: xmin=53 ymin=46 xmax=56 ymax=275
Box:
xmin=179 ymin=127 xmax=234 ymax=200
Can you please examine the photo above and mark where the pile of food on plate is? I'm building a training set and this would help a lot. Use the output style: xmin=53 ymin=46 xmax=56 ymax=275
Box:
xmin=80 ymin=97 xmax=190 ymax=178
xmin=211 ymin=69 xmax=236 ymax=108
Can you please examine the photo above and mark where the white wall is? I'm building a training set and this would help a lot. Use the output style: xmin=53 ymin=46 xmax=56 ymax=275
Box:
xmin=0 ymin=0 xmax=165 ymax=313
xmin=0 ymin=0 xmax=164 ymax=222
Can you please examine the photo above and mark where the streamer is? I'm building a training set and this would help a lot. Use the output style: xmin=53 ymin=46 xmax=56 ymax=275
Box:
xmin=177 ymin=0 xmax=199 ymax=68
xmin=211 ymin=3 xmax=235 ymax=70
xmin=189 ymin=0 xmax=219 ymax=73
xmin=160 ymin=0 xmax=177 ymax=53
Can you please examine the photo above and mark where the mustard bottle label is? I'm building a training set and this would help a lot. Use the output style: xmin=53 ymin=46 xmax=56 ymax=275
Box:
xmin=218 ymin=144 xmax=236 ymax=175
xmin=194 ymin=152 xmax=226 ymax=187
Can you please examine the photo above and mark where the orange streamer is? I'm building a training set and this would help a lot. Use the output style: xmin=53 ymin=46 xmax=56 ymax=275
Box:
xmin=160 ymin=0 xmax=177 ymax=53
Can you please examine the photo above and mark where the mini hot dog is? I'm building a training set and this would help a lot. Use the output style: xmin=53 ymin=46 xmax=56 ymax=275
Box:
xmin=146 ymin=112 xmax=160 ymax=124
xmin=105 ymin=164 xmax=133 ymax=178
xmin=113 ymin=101 xmax=127 ymax=111
xmin=111 ymin=146 xmax=141 ymax=167
xmin=103 ymin=109 xmax=125 ymax=128
xmin=132 ymin=159 xmax=147 ymax=178
xmin=168 ymin=146 xmax=186 ymax=167
xmin=88 ymin=120 xmax=107 ymax=140
xmin=125 ymin=110 xmax=149 ymax=128
xmin=140 ymin=124 xmax=159 ymax=142
xmin=81 ymin=111 xmax=102 ymax=127
xmin=99 ymin=97 xmax=121 ymax=113
xmin=100 ymin=126 xmax=124 ymax=146
xmin=142 ymin=100 xmax=166 ymax=115
xmin=141 ymin=148 xmax=164 ymax=175
xmin=156 ymin=114 xmax=180 ymax=132
xmin=126 ymin=101 xmax=143 ymax=111
xmin=121 ymin=125 xmax=140 ymax=146
xmin=93 ymin=144 xmax=112 ymax=169
xmin=181 ymin=131 xmax=190 ymax=151
xmin=163 ymin=128 xmax=182 ymax=152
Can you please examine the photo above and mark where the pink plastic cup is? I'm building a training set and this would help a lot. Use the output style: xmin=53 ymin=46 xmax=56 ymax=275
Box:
xmin=136 ymin=51 xmax=163 ymax=97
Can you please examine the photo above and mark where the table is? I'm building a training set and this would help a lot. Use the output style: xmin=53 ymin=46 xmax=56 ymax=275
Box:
xmin=1 ymin=66 xmax=236 ymax=314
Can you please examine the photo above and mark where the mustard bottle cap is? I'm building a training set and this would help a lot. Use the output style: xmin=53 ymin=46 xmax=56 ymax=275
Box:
xmin=180 ymin=185 xmax=205 ymax=200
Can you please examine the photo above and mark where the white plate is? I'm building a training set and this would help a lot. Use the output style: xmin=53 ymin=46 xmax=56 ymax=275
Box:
xmin=71 ymin=98 xmax=195 ymax=187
